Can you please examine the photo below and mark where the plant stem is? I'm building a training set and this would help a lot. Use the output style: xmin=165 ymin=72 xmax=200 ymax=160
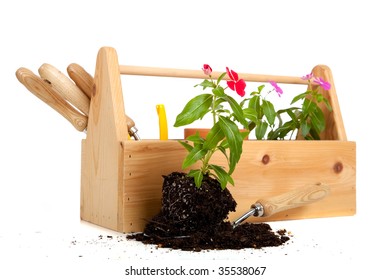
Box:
xmin=201 ymin=148 xmax=216 ymax=175
xmin=212 ymin=94 xmax=217 ymax=124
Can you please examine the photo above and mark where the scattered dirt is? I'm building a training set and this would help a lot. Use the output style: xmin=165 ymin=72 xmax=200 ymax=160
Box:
xmin=128 ymin=172 xmax=290 ymax=251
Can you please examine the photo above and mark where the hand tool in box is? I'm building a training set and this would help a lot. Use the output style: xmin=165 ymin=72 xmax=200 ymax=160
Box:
xmin=232 ymin=183 xmax=330 ymax=228
xmin=156 ymin=104 xmax=168 ymax=140
xmin=15 ymin=67 xmax=88 ymax=132
xmin=66 ymin=63 xmax=141 ymax=140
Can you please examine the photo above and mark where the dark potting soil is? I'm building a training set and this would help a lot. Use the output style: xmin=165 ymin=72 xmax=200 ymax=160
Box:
xmin=128 ymin=172 xmax=290 ymax=251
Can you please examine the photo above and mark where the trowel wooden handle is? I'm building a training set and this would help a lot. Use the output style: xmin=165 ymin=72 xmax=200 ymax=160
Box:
xmin=66 ymin=63 xmax=135 ymax=128
xmin=67 ymin=63 xmax=94 ymax=98
xmin=16 ymin=67 xmax=87 ymax=132
xmin=38 ymin=63 xmax=90 ymax=116
xmin=256 ymin=183 xmax=330 ymax=218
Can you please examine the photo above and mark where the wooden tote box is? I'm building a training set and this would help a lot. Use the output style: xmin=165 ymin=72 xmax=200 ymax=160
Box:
xmin=80 ymin=47 xmax=356 ymax=233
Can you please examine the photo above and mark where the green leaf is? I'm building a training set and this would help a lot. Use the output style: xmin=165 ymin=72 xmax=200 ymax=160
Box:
xmin=248 ymin=95 xmax=260 ymax=114
xmin=291 ymin=91 xmax=309 ymax=105
xmin=240 ymin=130 xmax=250 ymax=140
xmin=216 ymin=72 xmax=227 ymax=85
xmin=220 ymin=138 xmax=229 ymax=149
xmin=300 ymin=120 xmax=311 ymax=137
xmin=262 ymin=99 xmax=276 ymax=125
xmin=178 ymin=140 xmax=193 ymax=152
xmin=181 ymin=145 xmax=207 ymax=169
xmin=174 ymin=94 xmax=213 ymax=127
xmin=266 ymin=120 xmax=292 ymax=140
xmin=255 ymin=121 xmax=268 ymax=139
xmin=214 ymin=97 xmax=226 ymax=109
xmin=243 ymin=107 xmax=258 ymax=123
xmin=223 ymin=95 xmax=248 ymax=128
xmin=310 ymin=105 xmax=326 ymax=133
xmin=302 ymin=98 xmax=317 ymax=116
xmin=203 ymin=122 xmax=225 ymax=150
xmin=315 ymin=93 xmax=324 ymax=103
xmin=212 ymin=86 xmax=225 ymax=97
xmin=217 ymin=145 xmax=229 ymax=161
xmin=286 ymin=108 xmax=299 ymax=123
xmin=308 ymin=127 xmax=321 ymax=140
xmin=257 ymin=84 xmax=265 ymax=93
xmin=188 ymin=169 xmax=204 ymax=187
xmin=218 ymin=116 xmax=243 ymax=174
xmin=196 ymin=79 xmax=214 ymax=90
xmin=248 ymin=121 xmax=256 ymax=132
xmin=209 ymin=164 xmax=234 ymax=189
xmin=186 ymin=131 xmax=205 ymax=143
xmin=323 ymin=98 xmax=332 ymax=111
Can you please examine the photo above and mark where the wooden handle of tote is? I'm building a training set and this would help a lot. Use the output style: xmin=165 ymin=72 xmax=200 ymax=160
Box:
xmin=119 ymin=65 xmax=309 ymax=85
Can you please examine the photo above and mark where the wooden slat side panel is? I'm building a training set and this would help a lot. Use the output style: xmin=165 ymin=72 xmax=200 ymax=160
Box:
xmin=228 ymin=141 xmax=356 ymax=222
xmin=80 ymin=140 xmax=87 ymax=221
xmin=80 ymin=47 xmax=128 ymax=232
xmin=122 ymin=141 xmax=187 ymax=232
xmin=120 ymin=140 xmax=356 ymax=232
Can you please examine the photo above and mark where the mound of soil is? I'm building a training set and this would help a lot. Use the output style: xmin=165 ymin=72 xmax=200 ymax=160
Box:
xmin=128 ymin=172 xmax=289 ymax=251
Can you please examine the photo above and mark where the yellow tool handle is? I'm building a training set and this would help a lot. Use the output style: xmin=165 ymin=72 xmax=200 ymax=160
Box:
xmin=156 ymin=104 xmax=168 ymax=140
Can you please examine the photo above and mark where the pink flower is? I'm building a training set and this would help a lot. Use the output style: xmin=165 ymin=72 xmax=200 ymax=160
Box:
xmin=313 ymin=77 xmax=331 ymax=90
xmin=269 ymin=81 xmax=283 ymax=97
xmin=301 ymin=73 xmax=313 ymax=80
xmin=226 ymin=67 xmax=246 ymax=97
xmin=202 ymin=64 xmax=212 ymax=76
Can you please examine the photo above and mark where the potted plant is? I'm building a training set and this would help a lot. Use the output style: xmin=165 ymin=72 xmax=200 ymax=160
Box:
xmin=131 ymin=64 xmax=332 ymax=250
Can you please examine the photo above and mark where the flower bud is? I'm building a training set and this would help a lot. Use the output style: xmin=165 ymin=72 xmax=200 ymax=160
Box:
xmin=202 ymin=64 xmax=212 ymax=75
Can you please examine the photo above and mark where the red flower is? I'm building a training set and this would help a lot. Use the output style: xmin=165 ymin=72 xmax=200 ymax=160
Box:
xmin=226 ymin=67 xmax=246 ymax=97
xmin=202 ymin=64 xmax=212 ymax=76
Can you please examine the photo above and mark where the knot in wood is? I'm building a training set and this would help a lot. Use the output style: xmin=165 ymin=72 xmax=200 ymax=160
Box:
xmin=261 ymin=154 xmax=270 ymax=165
xmin=92 ymin=83 xmax=96 ymax=97
xmin=333 ymin=161 xmax=343 ymax=173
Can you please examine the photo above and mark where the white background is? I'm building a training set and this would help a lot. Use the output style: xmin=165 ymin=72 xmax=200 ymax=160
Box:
xmin=1 ymin=0 xmax=388 ymax=279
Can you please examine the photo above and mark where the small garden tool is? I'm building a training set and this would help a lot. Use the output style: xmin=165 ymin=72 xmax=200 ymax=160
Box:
xmin=15 ymin=67 xmax=88 ymax=132
xmin=232 ymin=183 xmax=330 ymax=228
xmin=19 ymin=63 xmax=140 ymax=139
xmin=66 ymin=63 xmax=140 ymax=140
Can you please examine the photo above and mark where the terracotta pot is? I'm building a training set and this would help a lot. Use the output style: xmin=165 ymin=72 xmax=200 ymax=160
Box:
xmin=184 ymin=128 xmax=249 ymax=140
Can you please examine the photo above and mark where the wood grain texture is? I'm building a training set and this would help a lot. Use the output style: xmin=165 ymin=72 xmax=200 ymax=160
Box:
xmin=16 ymin=67 xmax=87 ymax=131
xmin=67 ymin=63 xmax=94 ymax=98
xmin=38 ymin=63 xmax=91 ymax=116
xmin=120 ymin=65 xmax=309 ymax=84
xmin=255 ymin=183 xmax=330 ymax=217
xmin=118 ymin=140 xmax=355 ymax=232
xmin=80 ymin=47 xmax=128 ymax=231
xmin=67 ymin=63 xmax=135 ymax=129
